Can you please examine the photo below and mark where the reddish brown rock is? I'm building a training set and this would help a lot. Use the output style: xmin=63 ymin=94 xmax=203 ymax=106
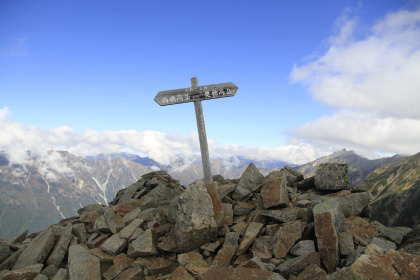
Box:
xmin=170 ymin=266 xmax=195 ymax=280
xmin=251 ymin=236 xmax=273 ymax=261
xmin=231 ymin=221 xmax=248 ymax=236
xmin=237 ymin=222 xmax=264 ymax=255
xmin=350 ymin=244 xmax=420 ymax=280
xmin=206 ymin=183 xmax=224 ymax=227
xmin=212 ymin=246 xmax=237 ymax=267
xmin=272 ymin=220 xmax=306 ymax=258
xmin=133 ymin=257 xmax=174 ymax=276
xmin=233 ymin=201 xmax=255 ymax=216
xmin=202 ymin=267 xmax=276 ymax=280
xmin=261 ymin=170 xmax=289 ymax=209
xmin=112 ymin=204 xmax=135 ymax=216
xmin=296 ymin=264 xmax=327 ymax=280
xmin=153 ymin=223 xmax=172 ymax=237
xmin=314 ymin=211 xmax=339 ymax=274
xmin=313 ymin=198 xmax=345 ymax=274
xmin=86 ymin=234 xmax=109 ymax=249
xmin=113 ymin=266 xmax=144 ymax=280
xmin=113 ymin=253 xmax=134 ymax=269
xmin=157 ymin=227 xmax=179 ymax=253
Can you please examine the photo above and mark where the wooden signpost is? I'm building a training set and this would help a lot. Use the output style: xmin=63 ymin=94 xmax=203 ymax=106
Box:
xmin=154 ymin=77 xmax=239 ymax=183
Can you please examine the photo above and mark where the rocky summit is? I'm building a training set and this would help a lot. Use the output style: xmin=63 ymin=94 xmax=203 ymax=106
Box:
xmin=1 ymin=164 xmax=420 ymax=280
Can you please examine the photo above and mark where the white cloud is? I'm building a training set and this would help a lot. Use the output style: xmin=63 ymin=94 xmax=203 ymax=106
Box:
xmin=0 ymin=107 xmax=324 ymax=169
xmin=290 ymin=6 xmax=420 ymax=155
xmin=0 ymin=36 xmax=29 ymax=57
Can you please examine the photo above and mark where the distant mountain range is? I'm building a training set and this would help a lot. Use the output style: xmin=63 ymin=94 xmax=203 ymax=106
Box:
xmin=294 ymin=149 xmax=407 ymax=186
xmin=0 ymin=149 xmax=414 ymax=242
xmin=357 ymin=152 xmax=420 ymax=227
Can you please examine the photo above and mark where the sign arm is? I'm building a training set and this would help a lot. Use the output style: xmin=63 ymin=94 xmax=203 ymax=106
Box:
xmin=191 ymin=77 xmax=213 ymax=183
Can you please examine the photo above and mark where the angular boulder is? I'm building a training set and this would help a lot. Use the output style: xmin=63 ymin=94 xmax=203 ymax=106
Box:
xmin=232 ymin=163 xmax=264 ymax=201
xmin=272 ymin=220 xmax=306 ymax=258
xmin=260 ymin=171 xmax=289 ymax=209
xmin=314 ymin=163 xmax=349 ymax=191
xmin=313 ymin=198 xmax=344 ymax=273
xmin=13 ymin=228 xmax=56 ymax=270
xmin=171 ymin=180 xmax=217 ymax=252
xmin=68 ymin=245 xmax=101 ymax=280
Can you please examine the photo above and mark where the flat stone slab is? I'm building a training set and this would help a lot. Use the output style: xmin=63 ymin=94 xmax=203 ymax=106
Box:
xmin=13 ymin=228 xmax=56 ymax=270
xmin=68 ymin=245 xmax=101 ymax=280
xmin=272 ymin=220 xmax=306 ymax=258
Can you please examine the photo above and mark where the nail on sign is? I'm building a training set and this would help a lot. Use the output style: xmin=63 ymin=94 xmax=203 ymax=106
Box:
xmin=154 ymin=82 xmax=238 ymax=106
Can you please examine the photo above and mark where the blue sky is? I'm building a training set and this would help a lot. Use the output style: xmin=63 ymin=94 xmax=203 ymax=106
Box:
xmin=1 ymin=0 xmax=420 ymax=166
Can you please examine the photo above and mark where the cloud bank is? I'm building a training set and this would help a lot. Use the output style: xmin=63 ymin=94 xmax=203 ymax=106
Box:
xmin=0 ymin=107 xmax=324 ymax=168
xmin=290 ymin=6 xmax=420 ymax=155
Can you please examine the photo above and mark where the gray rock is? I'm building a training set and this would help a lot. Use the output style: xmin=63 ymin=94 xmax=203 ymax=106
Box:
xmin=123 ymin=207 xmax=142 ymax=224
xmin=232 ymin=163 xmax=264 ymax=201
xmin=12 ymin=229 xmax=29 ymax=244
xmin=46 ymin=223 xmax=73 ymax=267
xmin=294 ymin=176 xmax=315 ymax=191
xmin=0 ymin=246 xmax=23 ymax=271
xmin=233 ymin=202 xmax=255 ymax=216
xmin=275 ymin=251 xmax=320 ymax=278
xmin=118 ymin=182 xmax=142 ymax=204
xmin=258 ymin=208 xmax=300 ymax=223
xmin=100 ymin=234 xmax=127 ymax=255
xmin=171 ymin=180 xmax=217 ymax=252
xmin=72 ymin=223 xmax=87 ymax=244
xmin=345 ymin=247 xmax=365 ymax=266
xmin=1 ymin=263 xmax=43 ymax=279
xmin=290 ymin=240 xmax=315 ymax=256
xmin=51 ymin=268 xmax=69 ymax=280
xmin=268 ymin=274 xmax=287 ymax=280
xmin=314 ymin=163 xmax=350 ymax=191
xmin=103 ymin=263 xmax=124 ymax=280
xmin=41 ymin=264 xmax=59 ymax=278
xmin=127 ymin=228 xmax=157 ymax=258
xmin=138 ymin=183 xmax=175 ymax=210
xmin=215 ymin=184 xmax=237 ymax=199
xmin=222 ymin=203 xmax=234 ymax=226
xmin=13 ymin=228 xmax=56 ymax=270
xmin=77 ymin=204 xmax=103 ymax=215
xmin=237 ymin=222 xmax=263 ymax=255
xmin=283 ymin=166 xmax=304 ymax=186
xmin=104 ymin=208 xmax=125 ymax=234
xmin=118 ymin=218 xmax=144 ymax=240
xmin=338 ymin=231 xmax=354 ymax=256
xmin=313 ymin=198 xmax=344 ymax=233
xmin=94 ymin=215 xmax=111 ymax=234
xmin=369 ymin=237 xmax=397 ymax=251
xmin=68 ymin=244 xmax=101 ymax=280
xmin=0 ymin=242 xmax=12 ymax=263
xmin=372 ymin=220 xmax=406 ymax=245
xmin=34 ymin=273 xmax=49 ymax=280
xmin=340 ymin=192 xmax=372 ymax=217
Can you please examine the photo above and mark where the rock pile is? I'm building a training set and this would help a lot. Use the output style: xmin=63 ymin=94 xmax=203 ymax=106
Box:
xmin=1 ymin=163 xmax=420 ymax=279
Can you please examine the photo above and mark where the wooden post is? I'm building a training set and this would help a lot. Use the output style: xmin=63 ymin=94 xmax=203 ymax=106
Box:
xmin=191 ymin=77 xmax=213 ymax=183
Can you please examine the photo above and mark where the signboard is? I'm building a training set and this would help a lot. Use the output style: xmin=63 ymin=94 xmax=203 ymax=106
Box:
xmin=154 ymin=82 xmax=238 ymax=106
xmin=155 ymin=78 xmax=238 ymax=183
